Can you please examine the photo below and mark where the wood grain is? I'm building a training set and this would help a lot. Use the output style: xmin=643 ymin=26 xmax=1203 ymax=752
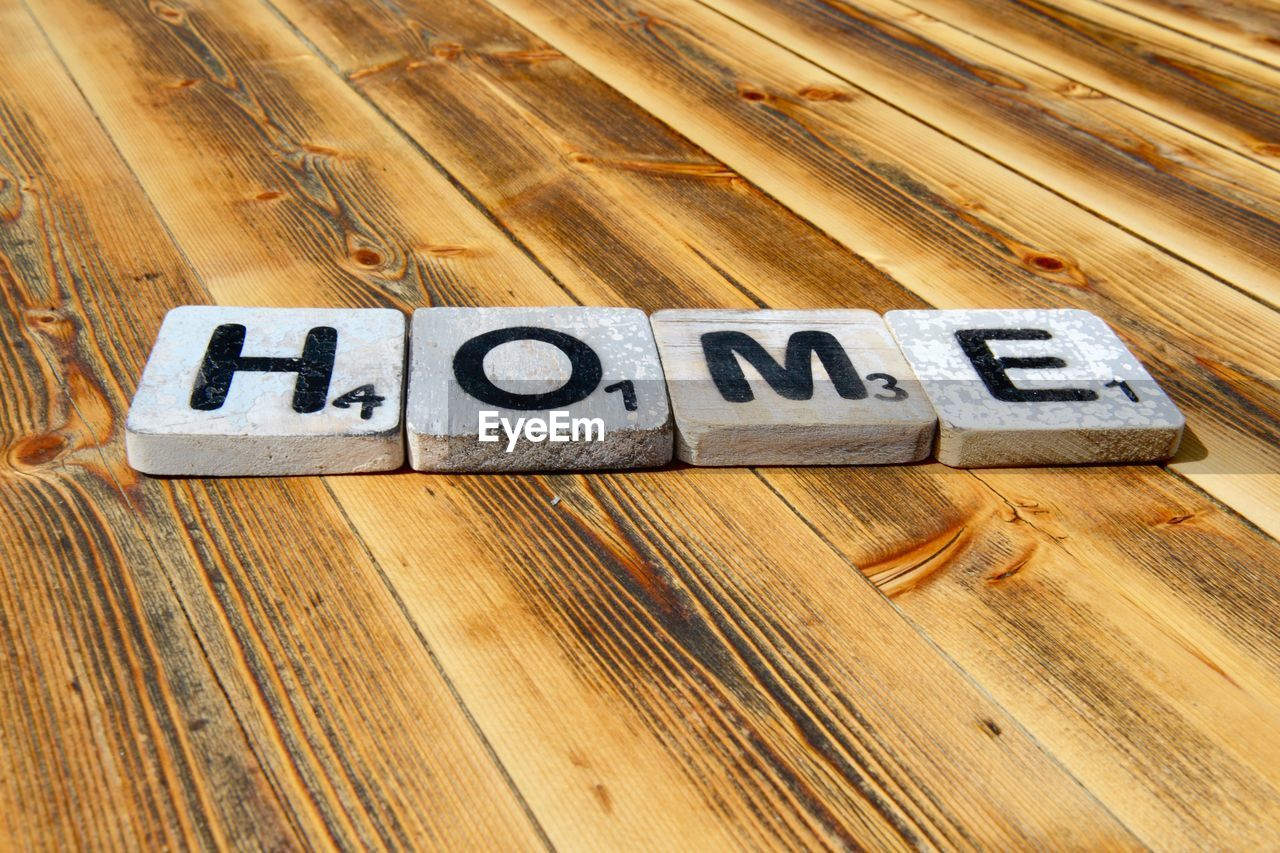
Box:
xmin=765 ymin=464 xmax=1280 ymax=846
xmin=264 ymin=0 xmax=1280 ymax=835
xmin=272 ymin=0 xmax=909 ymax=313
xmin=4 ymin=0 xmax=1279 ymax=846
xmin=0 ymin=3 xmax=545 ymax=847
xmin=19 ymin=0 xmax=1140 ymax=845
xmin=1093 ymin=0 xmax=1280 ymax=66
xmin=238 ymin=0 xmax=1280 ymax=843
xmin=892 ymin=0 xmax=1280 ymax=164
xmin=705 ymin=0 xmax=1280 ymax=302
xmin=346 ymin=468 xmax=1135 ymax=848
xmin=480 ymin=0 xmax=1280 ymax=535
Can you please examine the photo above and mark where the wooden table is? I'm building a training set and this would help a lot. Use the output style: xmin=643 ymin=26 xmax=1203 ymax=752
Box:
xmin=2 ymin=0 xmax=1277 ymax=847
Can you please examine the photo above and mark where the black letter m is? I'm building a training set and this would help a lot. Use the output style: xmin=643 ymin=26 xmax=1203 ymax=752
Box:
xmin=190 ymin=324 xmax=338 ymax=413
xmin=701 ymin=330 xmax=867 ymax=403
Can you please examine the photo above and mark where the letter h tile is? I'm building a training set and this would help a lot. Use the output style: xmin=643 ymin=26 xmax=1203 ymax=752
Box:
xmin=126 ymin=306 xmax=406 ymax=475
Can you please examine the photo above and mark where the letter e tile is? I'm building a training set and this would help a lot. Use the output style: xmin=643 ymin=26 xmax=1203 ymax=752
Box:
xmin=885 ymin=308 xmax=1184 ymax=466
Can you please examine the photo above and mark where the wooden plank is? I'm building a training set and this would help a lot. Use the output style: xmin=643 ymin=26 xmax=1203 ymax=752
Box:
xmin=23 ymin=0 xmax=1135 ymax=845
xmin=0 ymin=4 xmax=545 ymax=847
xmin=887 ymin=0 xmax=1280 ymax=164
xmin=275 ymin=0 xmax=1276 ymax=687
xmin=345 ymin=468 xmax=1137 ymax=848
xmin=203 ymin=0 xmax=1280 ymax=844
xmin=765 ymin=464 xmax=1280 ymax=845
xmin=277 ymin=0 xmax=1280 ymax=835
xmin=704 ymin=0 xmax=1280 ymax=304
xmin=1092 ymin=0 xmax=1280 ymax=67
xmin=475 ymin=0 xmax=1280 ymax=536
xmin=267 ymin=0 xmax=907 ymax=312
xmin=0 ymin=8 xmax=297 ymax=846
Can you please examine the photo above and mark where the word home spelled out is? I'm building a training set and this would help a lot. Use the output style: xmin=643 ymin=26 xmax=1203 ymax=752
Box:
xmin=125 ymin=305 xmax=1184 ymax=476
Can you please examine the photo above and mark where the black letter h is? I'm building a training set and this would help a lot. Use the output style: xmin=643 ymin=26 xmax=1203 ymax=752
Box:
xmin=190 ymin=324 xmax=337 ymax=413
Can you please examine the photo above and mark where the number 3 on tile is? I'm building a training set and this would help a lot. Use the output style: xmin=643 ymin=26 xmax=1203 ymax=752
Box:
xmin=866 ymin=372 xmax=908 ymax=401
xmin=332 ymin=384 xmax=385 ymax=420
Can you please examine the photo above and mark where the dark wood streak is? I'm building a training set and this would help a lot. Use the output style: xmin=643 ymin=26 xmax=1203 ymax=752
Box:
xmin=1016 ymin=0 xmax=1280 ymax=119
xmin=11 ymin=0 xmax=1277 ymax=846
xmin=585 ymin=474 xmax=966 ymax=849
xmin=1093 ymin=0 xmax=1280 ymax=67
xmin=0 ymin=3 xmax=545 ymax=847
xmin=454 ymin=476 xmax=871 ymax=848
xmin=712 ymin=0 xmax=1280 ymax=291
xmin=473 ymin=0 xmax=1280 ymax=523
xmin=898 ymin=0 xmax=1280 ymax=161
xmin=255 ymin=0 xmax=1280 ymax=844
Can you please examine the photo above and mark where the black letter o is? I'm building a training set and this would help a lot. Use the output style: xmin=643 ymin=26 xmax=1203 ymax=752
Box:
xmin=453 ymin=326 xmax=602 ymax=411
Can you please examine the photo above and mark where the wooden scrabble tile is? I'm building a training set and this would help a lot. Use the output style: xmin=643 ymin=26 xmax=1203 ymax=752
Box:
xmin=650 ymin=309 xmax=937 ymax=466
xmin=406 ymin=307 xmax=672 ymax=471
xmin=126 ymin=306 xmax=406 ymax=476
xmin=885 ymin=308 xmax=1184 ymax=467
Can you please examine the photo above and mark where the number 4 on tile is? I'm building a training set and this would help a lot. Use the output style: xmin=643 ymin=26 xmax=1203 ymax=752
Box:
xmin=332 ymin=384 xmax=385 ymax=420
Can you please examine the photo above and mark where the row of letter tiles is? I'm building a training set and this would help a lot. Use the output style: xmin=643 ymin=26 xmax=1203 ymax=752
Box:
xmin=125 ymin=305 xmax=1184 ymax=475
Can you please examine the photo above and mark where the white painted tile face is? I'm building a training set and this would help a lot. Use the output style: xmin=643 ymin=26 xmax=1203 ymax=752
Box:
xmin=407 ymin=307 xmax=672 ymax=471
xmin=126 ymin=306 xmax=406 ymax=475
xmin=885 ymin=308 xmax=1184 ymax=467
xmin=651 ymin=309 xmax=937 ymax=466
